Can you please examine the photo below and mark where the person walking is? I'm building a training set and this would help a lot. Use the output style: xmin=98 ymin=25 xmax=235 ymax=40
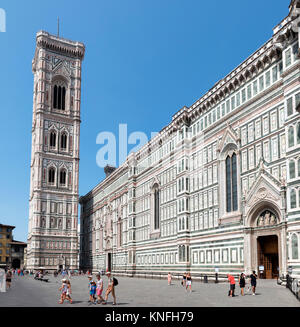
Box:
xmin=227 ymin=274 xmax=236 ymax=297
xmin=186 ymin=273 xmax=192 ymax=293
xmin=65 ymin=280 xmax=73 ymax=304
xmin=89 ymin=281 xmax=97 ymax=304
xmin=182 ymin=272 xmax=187 ymax=287
xmin=88 ymin=276 xmax=94 ymax=303
xmin=250 ymin=271 xmax=257 ymax=295
xmin=102 ymin=272 xmax=117 ymax=305
xmin=6 ymin=270 xmax=12 ymax=289
xmin=96 ymin=273 xmax=104 ymax=304
xmin=167 ymin=272 xmax=172 ymax=286
xmin=239 ymin=273 xmax=246 ymax=296
xmin=58 ymin=278 xmax=68 ymax=304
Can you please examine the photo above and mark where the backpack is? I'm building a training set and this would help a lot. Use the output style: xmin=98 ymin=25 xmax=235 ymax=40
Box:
xmin=113 ymin=277 xmax=118 ymax=286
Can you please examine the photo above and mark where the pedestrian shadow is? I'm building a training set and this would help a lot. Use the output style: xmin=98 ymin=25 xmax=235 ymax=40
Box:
xmin=101 ymin=302 xmax=129 ymax=306
xmin=70 ymin=301 xmax=84 ymax=304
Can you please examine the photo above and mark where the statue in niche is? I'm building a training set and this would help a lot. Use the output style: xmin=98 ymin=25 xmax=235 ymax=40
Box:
xmin=264 ymin=211 xmax=271 ymax=225
xmin=58 ymin=219 xmax=62 ymax=229
xmin=258 ymin=215 xmax=265 ymax=226
xmin=270 ymin=214 xmax=276 ymax=225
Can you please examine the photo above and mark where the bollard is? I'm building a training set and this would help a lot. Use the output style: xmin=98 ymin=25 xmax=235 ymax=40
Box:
xmin=215 ymin=273 xmax=218 ymax=283
xmin=204 ymin=275 xmax=208 ymax=283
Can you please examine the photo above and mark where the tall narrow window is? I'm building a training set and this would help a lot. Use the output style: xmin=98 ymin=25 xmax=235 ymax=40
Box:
xmin=58 ymin=86 xmax=62 ymax=109
xmin=287 ymin=98 xmax=293 ymax=116
xmin=60 ymin=170 xmax=66 ymax=185
xmin=48 ymin=168 xmax=55 ymax=184
xmin=297 ymin=123 xmax=300 ymax=144
xmin=53 ymin=84 xmax=66 ymax=110
xmin=285 ymin=49 xmax=292 ymax=68
xmin=290 ymin=189 xmax=297 ymax=209
xmin=232 ymin=154 xmax=238 ymax=211
xmin=53 ymin=85 xmax=58 ymax=109
xmin=289 ymin=160 xmax=296 ymax=179
xmin=226 ymin=156 xmax=232 ymax=212
xmin=154 ymin=188 xmax=160 ymax=230
xmin=226 ymin=153 xmax=238 ymax=213
xmin=61 ymin=133 xmax=67 ymax=150
xmin=288 ymin=126 xmax=295 ymax=147
xmin=292 ymin=234 xmax=299 ymax=260
xmin=62 ymin=87 xmax=66 ymax=110
xmin=50 ymin=131 xmax=56 ymax=148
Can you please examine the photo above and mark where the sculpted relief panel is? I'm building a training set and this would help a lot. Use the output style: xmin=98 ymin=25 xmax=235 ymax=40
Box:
xmin=257 ymin=210 xmax=278 ymax=227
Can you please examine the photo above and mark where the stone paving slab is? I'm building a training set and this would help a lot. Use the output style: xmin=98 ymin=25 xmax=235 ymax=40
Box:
xmin=0 ymin=275 xmax=299 ymax=307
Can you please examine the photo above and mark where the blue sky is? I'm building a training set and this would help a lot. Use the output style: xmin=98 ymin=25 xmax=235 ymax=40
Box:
xmin=0 ymin=0 xmax=288 ymax=241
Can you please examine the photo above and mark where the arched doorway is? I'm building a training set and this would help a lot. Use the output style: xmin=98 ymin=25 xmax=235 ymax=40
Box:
xmin=244 ymin=203 xmax=287 ymax=279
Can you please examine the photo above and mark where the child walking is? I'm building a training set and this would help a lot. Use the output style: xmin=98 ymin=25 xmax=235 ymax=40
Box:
xmin=58 ymin=278 xmax=68 ymax=304
xmin=65 ymin=280 xmax=73 ymax=304
xmin=89 ymin=281 xmax=97 ymax=304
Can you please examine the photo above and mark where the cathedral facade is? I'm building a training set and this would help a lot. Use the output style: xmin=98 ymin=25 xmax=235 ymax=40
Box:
xmin=27 ymin=31 xmax=85 ymax=270
xmin=79 ymin=1 xmax=300 ymax=280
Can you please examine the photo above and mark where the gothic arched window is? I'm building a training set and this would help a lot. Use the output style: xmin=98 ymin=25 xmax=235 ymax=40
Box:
xmin=50 ymin=131 xmax=56 ymax=148
xmin=154 ymin=187 xmax=160 ymax=230
xmin=226 ymin=153 xmax=238 ymax=213
xmin=292 ymin=233 xmax=299 ymax=260
xmin=61 ymin=133 xmax=67 ymax=150
xmin=48 ymin=168 xmax=55 ymax=184
xmin=60 ymin=169 xmax=66 ymax=185
xmin=53 ymin=84 xmax=66 ymax=110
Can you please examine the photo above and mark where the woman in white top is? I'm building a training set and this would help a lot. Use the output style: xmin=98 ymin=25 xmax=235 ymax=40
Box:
xmin=96 ymin=274 xmax=104 ymax=304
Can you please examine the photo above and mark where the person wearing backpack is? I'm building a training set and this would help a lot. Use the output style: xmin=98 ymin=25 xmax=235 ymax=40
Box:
xmin=102 ymin=271 xmax=117 ymax=305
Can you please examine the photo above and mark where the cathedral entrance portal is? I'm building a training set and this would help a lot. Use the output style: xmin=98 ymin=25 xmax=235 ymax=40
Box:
xmin=257 ymin=235 xmax=279 ymax=279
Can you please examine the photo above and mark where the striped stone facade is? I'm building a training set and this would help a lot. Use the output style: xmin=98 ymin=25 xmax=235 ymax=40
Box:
xmin=80 ymin=1 xmax=300 ymax=280
xmin=27 ymin=32 xmax=85 ymax=270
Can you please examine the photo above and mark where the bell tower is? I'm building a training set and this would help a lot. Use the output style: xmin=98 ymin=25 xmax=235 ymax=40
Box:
xmin=27 ymin=31 xmax=85 ymax=270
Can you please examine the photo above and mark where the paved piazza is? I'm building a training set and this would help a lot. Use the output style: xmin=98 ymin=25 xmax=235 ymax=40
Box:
xmin=0 ymin=275 xmax=299 ymax=307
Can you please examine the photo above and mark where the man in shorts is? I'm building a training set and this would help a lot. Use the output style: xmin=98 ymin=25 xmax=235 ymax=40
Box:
xmin=227 ymin=274 xmax=236 ymax=297
xmin=102 ymin=272 xmax=116 ymax=305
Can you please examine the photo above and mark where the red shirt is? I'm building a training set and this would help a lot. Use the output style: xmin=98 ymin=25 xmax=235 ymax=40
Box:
xmin=228 ymin=275 xmax=236 ymax=285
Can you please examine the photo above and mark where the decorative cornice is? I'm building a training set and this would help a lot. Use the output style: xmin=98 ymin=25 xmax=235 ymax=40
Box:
xmin=35 ymin=30 xmax=85 ymax=63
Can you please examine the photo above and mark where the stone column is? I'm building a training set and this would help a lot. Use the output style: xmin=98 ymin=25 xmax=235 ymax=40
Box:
xmin=244 ymin=230 xmax=252 ymax=275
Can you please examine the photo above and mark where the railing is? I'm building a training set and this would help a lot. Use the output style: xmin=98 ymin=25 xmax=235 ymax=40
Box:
xmin=286 ymin=274 xmax=300 ymax=301
xmin=111 ymin=270 xmax=228 ymax=283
